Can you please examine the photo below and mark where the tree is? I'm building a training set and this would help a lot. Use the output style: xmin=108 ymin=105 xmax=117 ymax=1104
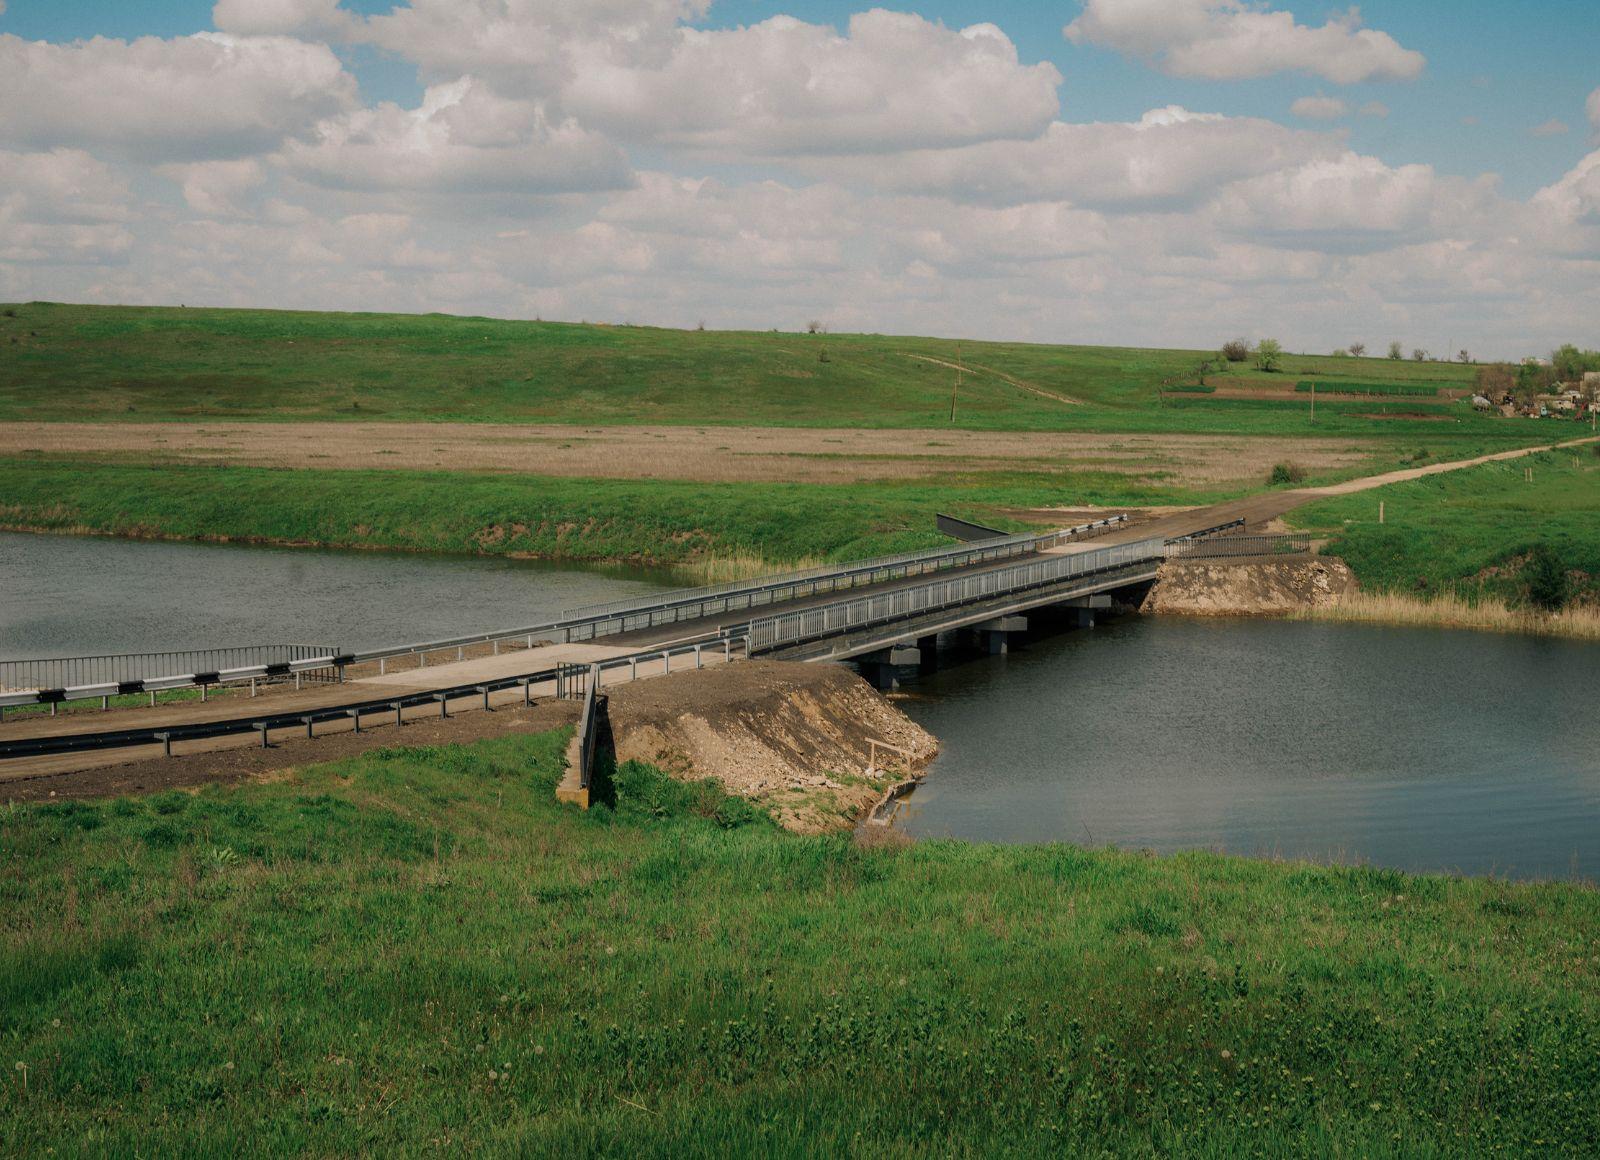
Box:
xmin=1412 ymin=348 xmax=1428 ymax=362
xmin=1254 ymin=338 xmax=1284 ymax=373
xmin=1458 ymin=349 xmax=1471 ymax=364
xmin=1477 ymin=363 xmax=1514 ymax=402
xmin=1387 ymin=341 xmax=1404 ymax=360
xmin=1551 ymin=343 xmax=1600 ymax=382
xmin=1515 ymin=361 xmax=1548 ymax=407
xmin=1220 ymin=338 xmax=1249 ymax=362
xmin=1348 ymin=342 xmax=1366 ymax=357
xmin=1523 ymin=544 xmax=1570 ymax=612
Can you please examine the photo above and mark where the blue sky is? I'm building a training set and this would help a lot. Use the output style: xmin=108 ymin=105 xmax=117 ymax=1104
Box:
xmin=1 ymin=1 xmax=1597 ymax=354
xmin=6 ymin=1 xmax=1596 ymax=196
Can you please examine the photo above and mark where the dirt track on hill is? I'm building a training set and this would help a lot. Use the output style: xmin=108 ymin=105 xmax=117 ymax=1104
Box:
xmin=0 ymin=421 xmax=1377 ymax=486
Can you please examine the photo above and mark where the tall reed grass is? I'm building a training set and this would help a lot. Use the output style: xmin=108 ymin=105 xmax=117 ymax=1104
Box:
xmin=1298 ymin=589 xmax=1600 ymax=640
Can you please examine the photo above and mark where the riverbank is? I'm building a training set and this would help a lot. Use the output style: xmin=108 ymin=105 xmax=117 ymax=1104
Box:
xmin=1296 ymin=589 xmax=1600 ymax=640
xmin=5 ymin=726 xmax=1596 ymax=1155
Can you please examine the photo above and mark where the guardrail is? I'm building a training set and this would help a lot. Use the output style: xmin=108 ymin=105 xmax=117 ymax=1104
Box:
xmin=0 ymin=631 xmax=751 ymax=761
xmin=1165 ymin=518 xmax=1247 ymax=544
xmin=1 ymin=516 xmax=1132 ymax=709
xmin=745 ymin=537 xmax=1165 ymax=654
xmin=1165 ymin=533 xmax=1313 ymax=560
xmin=0 ymin=645 xmax=338 ymax=697
xmin=560 ymin=515 xmax=1131 ymax=625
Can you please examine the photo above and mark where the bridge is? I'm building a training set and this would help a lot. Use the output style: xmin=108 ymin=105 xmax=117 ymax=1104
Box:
xmin=0 ymin=513 xmax=1307 ymax=794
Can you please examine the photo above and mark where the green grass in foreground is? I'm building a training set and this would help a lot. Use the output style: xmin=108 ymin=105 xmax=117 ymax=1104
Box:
xmin=3 ymin=730 xmax=1597 ymax=1155
xmin=1294 ymin=447 xmax=1600 ymax=607
xmin=0 ymin=302 xmax=1507 ymax=440
xmin=0 ymin=458 xmax=1239 ymax=567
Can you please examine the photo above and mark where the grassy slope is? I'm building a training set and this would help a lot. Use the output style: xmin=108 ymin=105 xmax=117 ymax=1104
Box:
xmin=1293 ymin=448 xmax=1600 ymax=605
xmin=0 ymin=459 xmax=1237 ymax=568
xmin=0 ymin=302 xmax=1500 ymax=440
xmin=4 ymin=730 xmax=1597 ymax=1156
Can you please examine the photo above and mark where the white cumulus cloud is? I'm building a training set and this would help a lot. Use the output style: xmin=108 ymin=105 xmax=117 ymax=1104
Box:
xmin=560 ymin=12 xmax=1062 ymax=155
xmin=278 ymin=78 xmax=634 ymax=195
xmin=806 ymin=107 xmax=1341 ymax=212
xmin=1065 ymin=0 xmax=1425 ymax=84
xmin=0 ymin=32 xmax=357 ymax=161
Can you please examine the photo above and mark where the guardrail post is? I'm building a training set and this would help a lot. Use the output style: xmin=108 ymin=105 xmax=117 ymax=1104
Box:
xmin=304 ymin=717 xmax=315 ymax=739
xmin=149 ymin=691 xmax=157 ymax=707
xmin=51 ymin=702 xmax=57 ymax=717
xmin=662 ymin=651 xmax=670 ymax=675
xmin=379 ymin=657 xmax=387 ymax=675
xmin=521 ymin=679 xmax=531 ymax=706
xmin=199 ymin=683 xmax=207 ymax=703
xmin=255 ymin=723 xmax=270 ymax=749
xmin=157 ymin=732 xmax=171 ymax=757
xmin=435 ymin=693 xmax=449 ymax=718
xmin=493 ymin=639 xmax=500 ymax=656
xmin=630 ymin=656 xmax=638 ymax=681
xmin=724 ymin=639 xmax=732 ymax=660
xmin=481 ymin=686 xmax=492 ymax=711
xmin=295 ymin=672 xmax=303 ymax=691
xmin=349 ymin=708 xmax=361 ymax=734
xmin=695 ymin=644 xmax=703 ymax=669
xmin=250 ymin=678 xmax=258 ymax=697
xmin=101 ymin=695 xmax=109 ymax=711
xmin=457 ymin=646 xmax=464 ymax=662
xmin=393 ymin=702 xmax=404 ymax=727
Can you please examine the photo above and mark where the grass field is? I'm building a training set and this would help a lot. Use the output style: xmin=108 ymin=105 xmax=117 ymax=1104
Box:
xmin=0 ymin=458 xmax=1241 ymax=570
xmin=1292 ymin=448 xmax=1600 ymax=609
xmin=0 ymin=302 xmax=1503 ymax=441
xmin=3 ymin=728 xmax=1597 ymax=1155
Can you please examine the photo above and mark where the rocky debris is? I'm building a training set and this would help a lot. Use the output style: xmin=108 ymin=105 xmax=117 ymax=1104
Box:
xmin=606 ymin=660 xmax=937 ymax=833
xmin=1140 ymin=557 xmax=1357 ymax=617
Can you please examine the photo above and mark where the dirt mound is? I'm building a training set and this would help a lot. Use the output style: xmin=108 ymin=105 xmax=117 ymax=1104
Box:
xmin=1141 ymin=557 xmax=1357 ymax=617
xmin=605 ymin=660 xmax=936 ymax=833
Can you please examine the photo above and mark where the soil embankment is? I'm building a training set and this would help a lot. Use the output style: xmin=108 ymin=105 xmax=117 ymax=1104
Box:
xmin=606 ymin=660 xmax=936 ymax=833
xmin=1141 ymin=557 xmax=1357 ymax=617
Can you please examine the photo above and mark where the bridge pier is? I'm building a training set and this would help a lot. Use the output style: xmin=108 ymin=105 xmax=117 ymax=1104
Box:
xmin=975 ymin=615 xmax=1027 ymax=655
xmin=858 ymin=645 xmax=921 ymax=691
xmin=1057 ymin=594 xmax=1112 ymax=629
xmin=917 ymin=635 xmax=939 ymax=673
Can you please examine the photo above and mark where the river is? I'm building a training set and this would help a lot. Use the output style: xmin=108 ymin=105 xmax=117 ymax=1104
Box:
xmin=891 ymin=616 xmax=1600 ymax=882
xmin=0 ymin=531 xmax=677 ymax=658
xmin=5 ymin=532 xmax=1597 ymax=881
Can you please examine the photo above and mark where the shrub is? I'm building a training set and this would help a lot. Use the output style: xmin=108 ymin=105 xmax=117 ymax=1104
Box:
xmin=1269 ymin=462 xmax=1306 ymax=485
xmin=1523 ymin=544 xmax=1570 ymax=611
xmin=1220 ymin=338 xmax=1249 ymax=362
xmin=1254 ymin=338 xmax=1284 ymax=373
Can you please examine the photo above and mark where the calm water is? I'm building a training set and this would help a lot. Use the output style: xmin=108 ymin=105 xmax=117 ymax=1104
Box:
xmin=892 ymin=616 xmax=1600 ymax=881
xmin=0 ymin=531 xmax=675 ymax=659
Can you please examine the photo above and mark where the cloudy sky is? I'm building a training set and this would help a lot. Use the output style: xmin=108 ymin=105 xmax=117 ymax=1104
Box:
xmin=2 ymin=1 xmax=1598 ymax=358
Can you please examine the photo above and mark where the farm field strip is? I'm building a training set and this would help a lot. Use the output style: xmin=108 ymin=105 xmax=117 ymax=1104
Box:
xmin=0 ymin=421 xmax=1390 ymax=487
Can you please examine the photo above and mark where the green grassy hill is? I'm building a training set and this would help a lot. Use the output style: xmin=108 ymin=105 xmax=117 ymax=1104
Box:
xmin=0 ymin=301 xmax=1487 ymax=436
xmin=4 ymin=729 xmax=1597 ymax=1155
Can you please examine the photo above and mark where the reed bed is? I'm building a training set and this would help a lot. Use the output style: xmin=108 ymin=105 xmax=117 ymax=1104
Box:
xmin=1299 ymin=589 xmax=1600 ymax=640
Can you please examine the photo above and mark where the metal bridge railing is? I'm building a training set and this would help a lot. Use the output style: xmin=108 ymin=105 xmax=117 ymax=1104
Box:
xmin=0 ymin=644 xmax=338 ymax=696
xmin=1 ymin=516 xmax=1135 ymax=710
xmin=745 ymin=537 xmax=1165 ymax=654
xmin=1165 ymin=533 xmax=1312 ymax=560
xmin=560 ymin=515 xmax=1130 ymax=625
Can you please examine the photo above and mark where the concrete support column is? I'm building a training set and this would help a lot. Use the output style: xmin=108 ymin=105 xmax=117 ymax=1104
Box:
xmin=859 ymin=644 xmax=921 ymax=691
xmin=916 ymin=635 xmax=939 ymax=673
xmin=975 ymin=615 xmax=1027 ymax=655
